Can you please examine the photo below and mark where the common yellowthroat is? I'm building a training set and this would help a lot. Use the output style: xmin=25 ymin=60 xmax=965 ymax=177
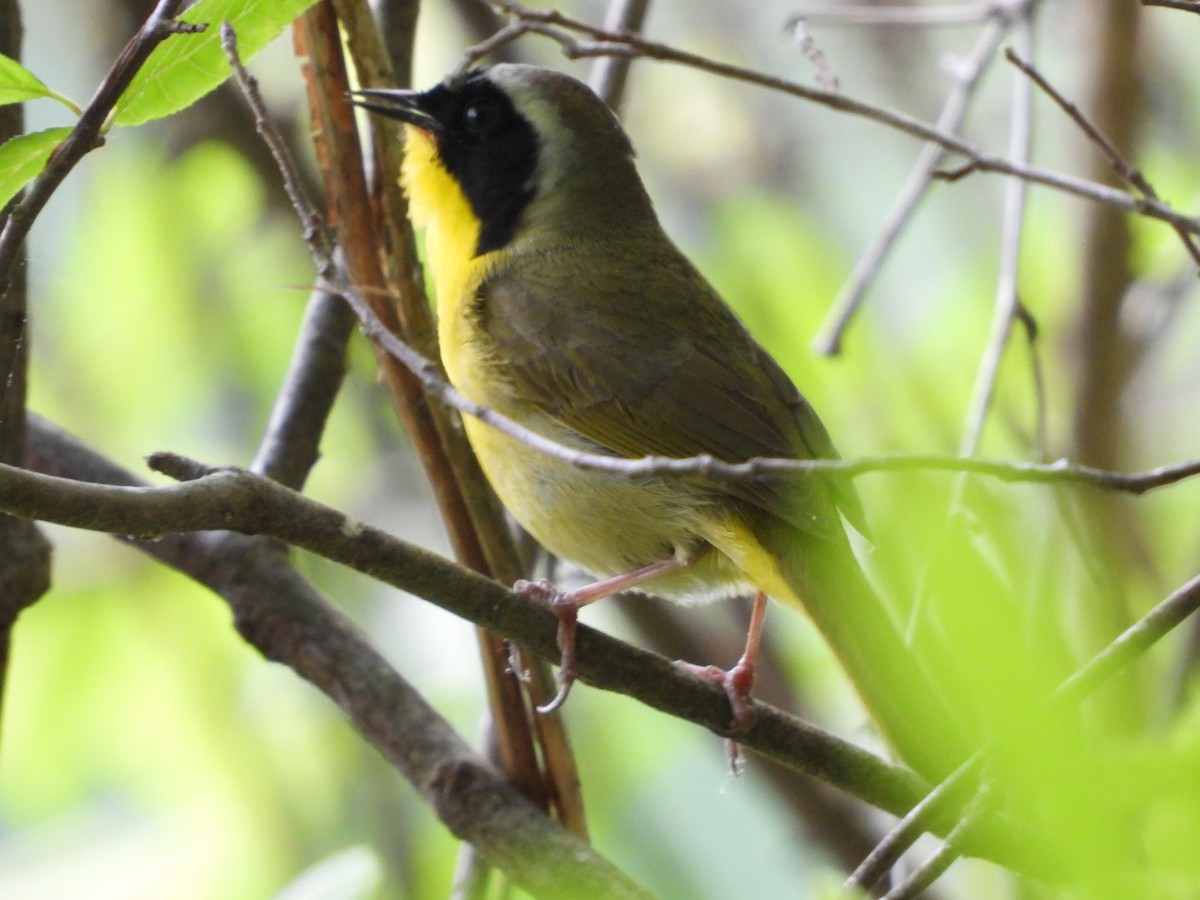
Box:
xmin=354 ymin=65 xmax=968 ymax=778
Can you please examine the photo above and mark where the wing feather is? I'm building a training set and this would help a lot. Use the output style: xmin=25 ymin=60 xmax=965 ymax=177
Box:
xmin=473 ymin=242 xmax=864 ymax=539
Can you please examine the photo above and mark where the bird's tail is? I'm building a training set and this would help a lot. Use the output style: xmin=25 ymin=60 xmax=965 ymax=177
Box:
xmin=773 ymin=526 xmax=974 ymax=780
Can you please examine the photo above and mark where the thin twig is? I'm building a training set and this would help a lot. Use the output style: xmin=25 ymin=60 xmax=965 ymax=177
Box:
xmin=852 ymin=567 xmax=1200 ymax=889
xmin=845 ymin=754 xmax=982 ymax=892
xmin=474 ymin=1 xmax=1200 ymax=237
xmin=883 ymin=784 xmax=994 ymax=899
xmin=223 ymin=24 xmax=354 ymax=493
xmin=959 ymin=19 xmax=1035 ymax=456
xmin=1054 ymin=569 xmax=1200 ymax=704
xmin=307 ymin=287 xmax=1200 ymax=493
xmin=1005 ymin=48 xmax=1200 ymax=268
xmin=812 ymin=8 xmax=1017 ymax=355
xmin=1014 ymin=302 xmax=1049 ymax=457
xmin=786 ymin=3 xmax=996 ymax=27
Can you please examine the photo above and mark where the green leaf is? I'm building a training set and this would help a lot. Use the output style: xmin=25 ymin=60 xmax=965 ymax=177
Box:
xmin=0 ymin=127 xmax=71 ymax=208
xmin=0 ymin=53 xmax=55 ymax=106
xmin=114 ymin=0 xmax=321 ymax=127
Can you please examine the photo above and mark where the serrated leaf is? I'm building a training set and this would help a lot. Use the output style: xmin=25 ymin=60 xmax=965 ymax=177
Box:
xmin=114 ymin=0 xmax=321 ymax=127
xmin=0 ymin=127 xmax=71 ymax=208
xmin=0 ymin=53 xmax=55 ymax=106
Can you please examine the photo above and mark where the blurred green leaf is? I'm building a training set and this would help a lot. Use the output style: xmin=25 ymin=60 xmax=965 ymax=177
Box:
xmin=0 ymin=126 xmax=71 ymax=207
xmin=0 ymin=53 xmax=56 ymax=106
xmin=114 ymin=0 xmax=321 ymax=127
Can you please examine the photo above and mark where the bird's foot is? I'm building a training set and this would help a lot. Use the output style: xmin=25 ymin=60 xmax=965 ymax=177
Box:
xmin=675 ymin=655 xmax=758 ymax=732
xmin=514 ymin=579 xmax=580 ymax=714
xmin=675 ymin=655 xmax=759 ymax=774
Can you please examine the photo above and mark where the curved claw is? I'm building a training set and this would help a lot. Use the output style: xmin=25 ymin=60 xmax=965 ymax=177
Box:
xmin=535 ymin=677 xmax=574 ymax=715
xmin=515 ymin=579 xmax=581 ymax=716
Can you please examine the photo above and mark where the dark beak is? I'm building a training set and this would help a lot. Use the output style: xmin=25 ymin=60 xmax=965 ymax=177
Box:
xmin=349 ymin=88 xmax=442 ymax=136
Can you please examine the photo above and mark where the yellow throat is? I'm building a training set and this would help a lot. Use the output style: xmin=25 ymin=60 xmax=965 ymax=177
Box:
xmin=401 ymin=126 xmax=500 ymax=332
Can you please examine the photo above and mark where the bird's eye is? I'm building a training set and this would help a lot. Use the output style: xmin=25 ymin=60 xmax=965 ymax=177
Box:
xmin=462 ymin=99 xmax=501 ymax=136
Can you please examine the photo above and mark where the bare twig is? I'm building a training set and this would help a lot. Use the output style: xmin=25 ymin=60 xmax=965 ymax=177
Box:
xmin=224 ymin=24 xmax=354 ymax=492
xmin=786 ymin=4 xmax=996 ymax=27
xmin=1014 ymin=302 xmax=1049 ymax=457
xmin=812 ymin=9 xmax=1016 ymax=355
xmin=845 ymin=755 xmax=982 ymax=892
xmin=472 ymin=1 xmax=1200 ymax=237
xmin=959 ymin=18 xmax=1035 ymax=456
xmin=1005 ymin=48 xmax=1200 ymax=267
xmin=311 ymin=285 xmax=1200 ymax=494
xmin=883 ymin=785 xmax=994 ymax=899
xmin=1054 ymin=569 xmax=1200 ymax=704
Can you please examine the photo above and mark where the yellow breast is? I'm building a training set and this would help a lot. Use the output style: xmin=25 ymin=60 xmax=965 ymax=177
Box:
xmin=399 ymin=126 xmax=799 ymax=609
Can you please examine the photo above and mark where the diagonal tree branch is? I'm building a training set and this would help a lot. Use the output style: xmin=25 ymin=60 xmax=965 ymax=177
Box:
xmin=21 ymin=416 xmax=645 ymax=899
xmin=0 ymin=445 xmax=936 ymax=812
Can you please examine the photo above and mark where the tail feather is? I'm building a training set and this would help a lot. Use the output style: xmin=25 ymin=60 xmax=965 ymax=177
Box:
xmin=773 ymin=525 xmax=973 ymax=780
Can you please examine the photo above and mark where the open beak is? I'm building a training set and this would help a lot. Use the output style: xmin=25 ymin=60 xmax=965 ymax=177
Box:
xmin=349 ymin=88 xmax=442 ymax=136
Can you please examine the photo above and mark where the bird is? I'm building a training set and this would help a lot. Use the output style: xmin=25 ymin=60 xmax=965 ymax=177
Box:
xmin=352 ymin=64 xmax=969 ymax=778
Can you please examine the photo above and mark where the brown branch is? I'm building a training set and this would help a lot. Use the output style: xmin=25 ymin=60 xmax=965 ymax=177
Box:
xmin=19 ymin=418 xmax=645 ymax=899
xmin=40 ymin=430 xmax=1192 ymax=893
xmin=227 ymin=4 xmax=576 ymax=848
xmin=1063 ymin=0 xmax=1148 ymax=735
xmin=309 ymin=0 xmax=588 ymax=845
xmin=0 ymin=452 xmax=935 ymax=810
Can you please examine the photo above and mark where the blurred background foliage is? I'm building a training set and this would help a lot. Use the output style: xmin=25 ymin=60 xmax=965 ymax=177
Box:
xmin=3 ymin=0 xmax=1200 ymax=898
